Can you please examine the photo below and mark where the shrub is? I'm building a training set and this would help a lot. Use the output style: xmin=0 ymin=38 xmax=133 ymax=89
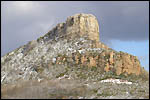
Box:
xmin=91 ymin=66 xmax=97 ymax=71
xmin=56 ymin=72 xmax=65 ymax=78
xmin=37 ymin=36 xmax=43 ymax=42
xmin=35 ymin=66 xmax=44 ymax=73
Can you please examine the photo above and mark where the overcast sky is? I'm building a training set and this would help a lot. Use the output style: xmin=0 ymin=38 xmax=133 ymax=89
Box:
xmin=1 ymin=1 xmax=149 ymax=71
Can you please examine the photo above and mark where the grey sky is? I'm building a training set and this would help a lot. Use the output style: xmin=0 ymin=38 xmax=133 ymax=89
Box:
xmin=1 ymin=1 xmax=149 ymax=56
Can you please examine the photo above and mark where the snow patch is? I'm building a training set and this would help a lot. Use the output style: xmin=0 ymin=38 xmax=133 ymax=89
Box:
xmin=52 ymin=58 xmax=56 ymax=63
xmin=58 ymin=75 xmax=71 ymax=80
xmin=100 ymin=78 xmax=132 ymax=85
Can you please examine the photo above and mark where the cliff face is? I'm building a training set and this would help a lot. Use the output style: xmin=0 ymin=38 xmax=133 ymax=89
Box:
xmin=1 ymin=13 xmax=147 ymax=85
xmin=54 ymin=49 xmax=141 ymax=76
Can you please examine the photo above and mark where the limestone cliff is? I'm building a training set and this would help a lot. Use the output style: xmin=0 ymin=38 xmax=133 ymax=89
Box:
xmin=1 ymin=13 xmax=148 ymax=85
xmin=38 ymin=13 xmax=100 ymax=42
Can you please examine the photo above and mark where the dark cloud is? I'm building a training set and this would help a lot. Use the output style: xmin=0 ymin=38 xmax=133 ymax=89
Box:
xmin=1 ymin=1 xmax=149 ymax=56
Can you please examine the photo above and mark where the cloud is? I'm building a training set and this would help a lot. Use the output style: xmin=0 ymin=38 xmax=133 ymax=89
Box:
xmin=94 ymin=4 xmax=149 ymax=42
xmin=1 ymin=1 xmax=149 ymax=56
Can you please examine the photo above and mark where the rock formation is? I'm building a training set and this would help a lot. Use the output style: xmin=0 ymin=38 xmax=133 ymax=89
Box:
xmin=39 ymin=13 xmax=100 ymax=42
xmin=1 ymin=13 xmax=148 ymax=85
xmin=1 ymin=13 xmax=149 ymax=99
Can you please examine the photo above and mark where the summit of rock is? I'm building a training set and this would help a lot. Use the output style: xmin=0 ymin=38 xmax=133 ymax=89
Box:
xmin=66 ymin=13 xmax=99 ymax=41
xmin=37 ymin=13 xmax=100 ymax=43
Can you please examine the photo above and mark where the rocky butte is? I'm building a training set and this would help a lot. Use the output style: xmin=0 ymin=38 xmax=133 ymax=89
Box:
xmin=1 ymin=13 xmax=149 ymax=99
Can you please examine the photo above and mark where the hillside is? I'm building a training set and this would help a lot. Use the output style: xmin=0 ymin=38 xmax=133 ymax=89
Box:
xmin=1 ymin=13 xmax=149 ymax=99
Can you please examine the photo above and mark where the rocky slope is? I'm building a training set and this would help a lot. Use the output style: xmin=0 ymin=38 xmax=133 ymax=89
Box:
xmin=1 ymin=13 xmax=149 ymax=99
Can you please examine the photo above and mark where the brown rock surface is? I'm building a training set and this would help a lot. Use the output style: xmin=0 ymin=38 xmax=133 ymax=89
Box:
xmin=104 ymin=63 xmax=110 ymax=72
xmin=89 ymin=56 xmax=97 ymax=67
xmin=109 ymin=51 xmax=114 ymax=65
xmin=81 ymin=55 xmax=87 ymax=65
xmin=54 ymin=50 xmax=142 ymax=76
xmin=68 ymin=13 xmax=100 ymax=41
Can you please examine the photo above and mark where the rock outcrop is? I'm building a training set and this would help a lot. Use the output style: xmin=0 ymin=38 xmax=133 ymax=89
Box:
xmin=53 ymin=49 xmax=141 ymax=76
xmin=1 ymin=13 xmax=148 ymax=86
xmin=38 ymin=13 xmax=100 ymax=43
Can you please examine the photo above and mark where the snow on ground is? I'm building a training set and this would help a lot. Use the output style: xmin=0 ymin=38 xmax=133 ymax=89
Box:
xmin=100 ymin=78 xmax=132 ymax=85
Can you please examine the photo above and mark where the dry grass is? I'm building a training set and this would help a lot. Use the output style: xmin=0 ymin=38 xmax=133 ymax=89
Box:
xmin=1 ymin=79 xmax=86 ymax=99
